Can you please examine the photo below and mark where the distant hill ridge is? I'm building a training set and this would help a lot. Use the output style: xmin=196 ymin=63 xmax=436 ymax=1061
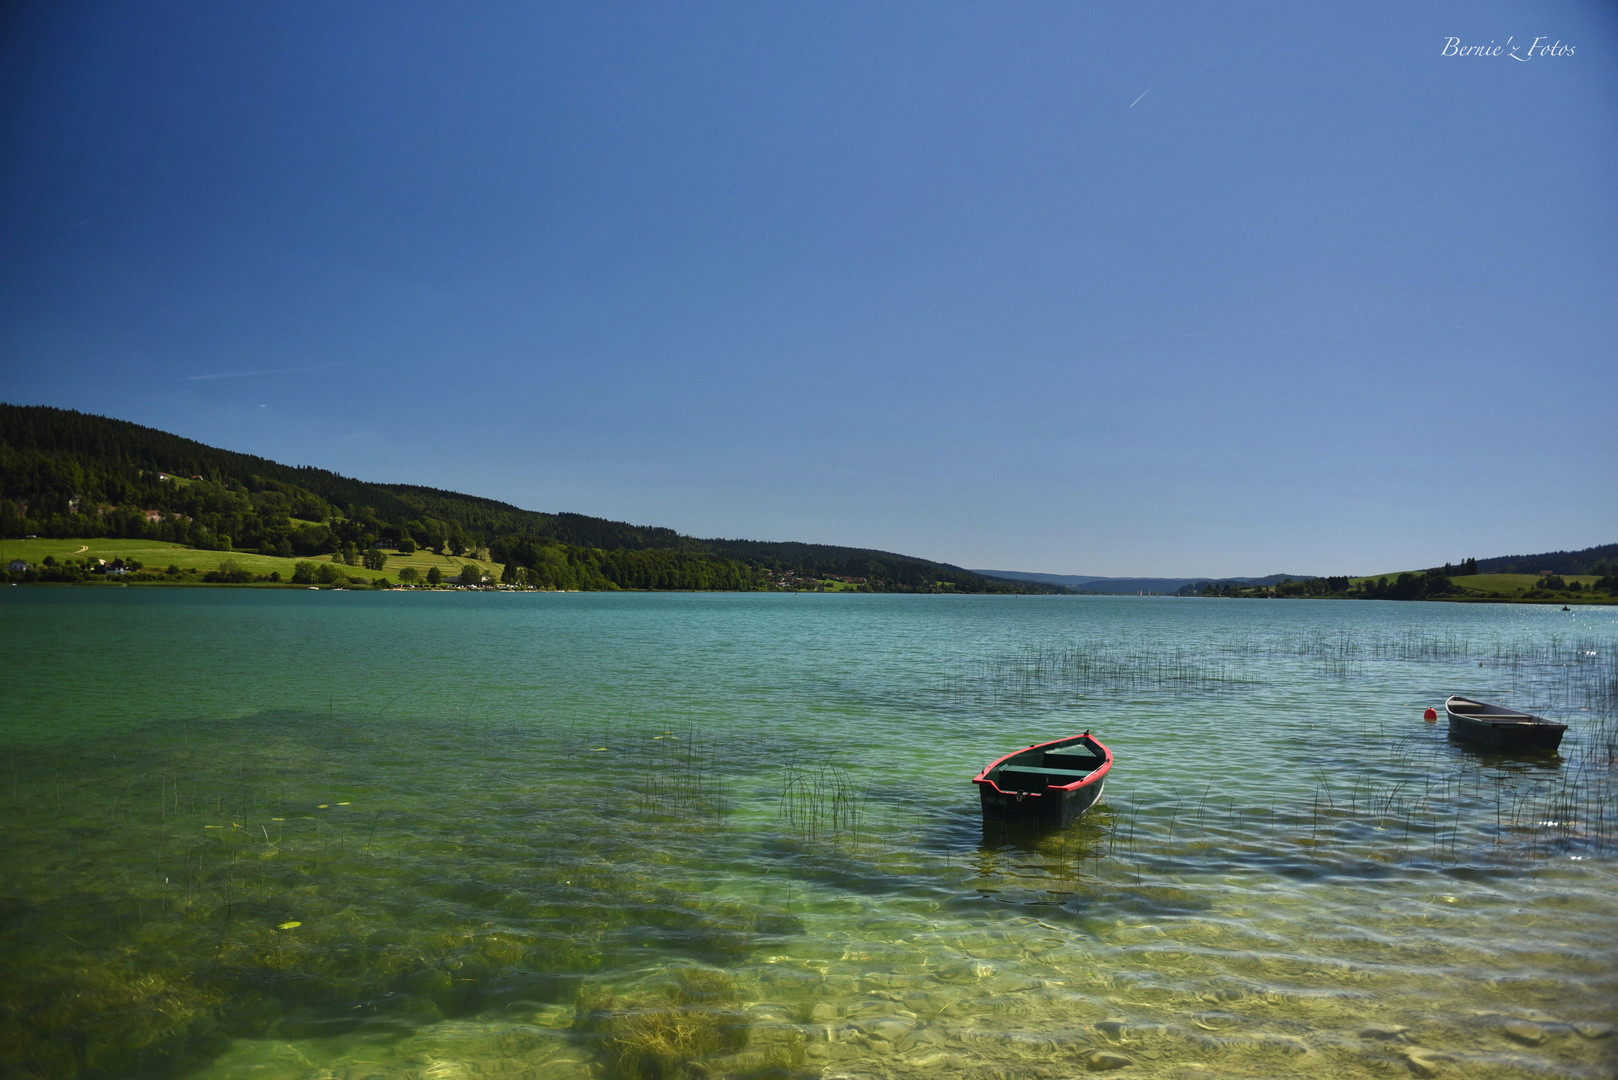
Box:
xmin=970 ymin=570 xmax=1309 ymax=594
xmin=977 ymin=542 xmax=1618 ymax=594
xmin=0 ymin=403 xmax=1057 ymax=594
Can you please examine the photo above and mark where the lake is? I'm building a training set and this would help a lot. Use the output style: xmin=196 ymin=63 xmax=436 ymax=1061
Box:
xmin=1 ymin=589 xmax=1614 ymax=1080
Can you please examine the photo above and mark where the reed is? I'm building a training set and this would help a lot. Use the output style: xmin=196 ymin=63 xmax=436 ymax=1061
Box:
xmin=778 ymin=761 xmax=863 ymax=849
xmin=633 ymin=726 xmax=729 ymax=824
xmin=970 ymin=644 xmax=1254 ymax=704
xmin=1073 ymin=633 xmax=1616 ymax=891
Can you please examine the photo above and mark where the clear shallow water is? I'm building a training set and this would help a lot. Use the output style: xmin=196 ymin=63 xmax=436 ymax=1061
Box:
xmin=1 ymin=589 xmax=1615 ymax=1080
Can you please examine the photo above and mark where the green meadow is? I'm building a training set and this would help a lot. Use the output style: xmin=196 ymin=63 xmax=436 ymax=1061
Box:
xmin=0 ymin=537 xmax=857 ymax=591
xmin=0 ymin=537 xmax=504 ymax=587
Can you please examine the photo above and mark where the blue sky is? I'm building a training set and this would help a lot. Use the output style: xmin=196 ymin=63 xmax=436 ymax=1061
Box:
xmin=2 ymin=2 xmax=1614 ymax=576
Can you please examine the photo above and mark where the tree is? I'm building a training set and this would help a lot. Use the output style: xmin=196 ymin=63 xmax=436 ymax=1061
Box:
xmin=362 ymin=547 xmax=387 ymax=571
xmin=1386 ymin=572 xmax=1424 ymax=601
xmin=292 ymin=561 xmax=316 ymax=584
xmin=501 ymin=561 xmax=522 ymax=585
xmin=459 ymin=563 xmax=483 ymax=586
xmin=426 ymin=565 xmax=441 ymax=586
xmin=397 ymin=537 xmax=417 ymax=555
xmin=397 ymin=566 xmax=419 ymax=583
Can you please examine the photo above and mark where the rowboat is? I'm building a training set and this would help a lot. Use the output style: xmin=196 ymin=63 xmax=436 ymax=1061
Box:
xmin=1445 ymin=695 xmax=1566 ymax=751
xmin=974 ymin=732 xmax=1112 ymax=826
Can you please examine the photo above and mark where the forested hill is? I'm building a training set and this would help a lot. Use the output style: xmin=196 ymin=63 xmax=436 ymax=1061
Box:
xmin=0 ymin=403 xmax=1051 ymax=593
xmin=1473 ymin=544 xmax=1618 ymax=576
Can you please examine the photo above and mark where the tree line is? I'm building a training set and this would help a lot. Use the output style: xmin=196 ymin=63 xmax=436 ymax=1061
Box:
xmin=1193 ymin=563 xmax=1616 ymax=602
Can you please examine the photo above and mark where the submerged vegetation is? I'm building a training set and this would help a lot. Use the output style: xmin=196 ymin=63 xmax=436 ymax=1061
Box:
xmin=0 ymin=714 xmax=803 ymax=1079
xmin=575 ymin=968 xmax=758 ymax=1080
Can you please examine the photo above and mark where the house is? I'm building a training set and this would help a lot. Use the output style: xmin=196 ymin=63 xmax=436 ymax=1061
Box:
xmin=104 ymin=560 xmax=131 ymax=575
xmin=8 ymin=559 xmax=26 ymax=573
xmin=144 ymin=510 xmax=163 ymax=522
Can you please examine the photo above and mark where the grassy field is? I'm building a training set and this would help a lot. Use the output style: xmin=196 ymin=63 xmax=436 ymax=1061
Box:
xmin=1455 ymin=572 xmax=1599 ymax=593
xmin=0 ymin=537 xmax=504 ymax=587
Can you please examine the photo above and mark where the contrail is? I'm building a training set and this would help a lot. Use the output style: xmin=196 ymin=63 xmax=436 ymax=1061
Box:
xmin=1129 ymin=86 xmax=1153 ymax=108
xmin=182 ymin=363 xmax=334 ymax=381
xmin=1077 ymin=329 xmax=1324 ymax=341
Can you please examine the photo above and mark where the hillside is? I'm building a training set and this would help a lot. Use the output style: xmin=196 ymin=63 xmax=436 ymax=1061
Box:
xmin=1195 ymin=563 xmax=1614 ymax=604
xmin=0 ymin=404 xmax=1055 ymax=593
xmin=972 ymin=570 xmax=1309 ymax=594
xmin=1469 ymin=545 xmax=1618 ymax=576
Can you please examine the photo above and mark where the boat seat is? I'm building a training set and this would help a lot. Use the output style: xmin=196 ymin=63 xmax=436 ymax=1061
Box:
xmin=1044 ymin=752 xmax=1100 ymax=767
xmin=1453 ymin=707 xmax=1534 ymax=720
xmin=997 ymin=765 xmax=1091 ymax=781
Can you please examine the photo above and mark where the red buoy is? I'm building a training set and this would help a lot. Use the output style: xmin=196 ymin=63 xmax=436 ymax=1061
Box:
xmin=1423 ymin=707 xmax=1438 ymax=722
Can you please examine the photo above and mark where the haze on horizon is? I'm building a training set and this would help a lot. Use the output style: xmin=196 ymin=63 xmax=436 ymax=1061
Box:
xmin=2 ymin=2 xmax=1614 ymax=578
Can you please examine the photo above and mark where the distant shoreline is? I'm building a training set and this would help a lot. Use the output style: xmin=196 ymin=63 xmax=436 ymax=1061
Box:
xmin=6 ymin=575 xmax=1615 ymax=604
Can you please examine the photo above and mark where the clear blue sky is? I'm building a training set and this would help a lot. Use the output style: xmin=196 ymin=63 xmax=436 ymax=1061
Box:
xmin=2 ymin=2 xmax=1614 ymax=576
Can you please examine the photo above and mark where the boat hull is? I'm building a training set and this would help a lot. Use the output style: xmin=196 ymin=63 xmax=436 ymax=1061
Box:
xmin=978 ymin=775 xmax=1105 ymax=826
xmin=1446 ymin=713 xmax=1566 ymax=751
xmin=1445 ymin=696 xmax=1567 ymax=751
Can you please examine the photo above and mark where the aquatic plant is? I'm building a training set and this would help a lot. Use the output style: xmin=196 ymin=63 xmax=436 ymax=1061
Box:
xmin=779 ymin=761 xmax=863 ymax=848
xmin=574 ymin=968 xmax=748 ymax=1079
xmin=968 ymin=644 xmax=1253 ymax=704
xmin=634 ymin=727 xmax=728 ymax=824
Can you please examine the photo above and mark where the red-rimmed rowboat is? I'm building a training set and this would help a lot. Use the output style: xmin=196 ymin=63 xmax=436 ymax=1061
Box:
xmin=974 ymin=732 xmax=1112 ymax=826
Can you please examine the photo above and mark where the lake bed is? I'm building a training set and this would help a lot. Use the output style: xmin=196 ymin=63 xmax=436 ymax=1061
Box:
xmin=2 ymin=590 xmax=1614 ymax=1080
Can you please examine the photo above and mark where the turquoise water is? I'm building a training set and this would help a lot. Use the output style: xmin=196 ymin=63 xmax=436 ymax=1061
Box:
xmin=1 ymin=589 xmax=1615 ymax=1079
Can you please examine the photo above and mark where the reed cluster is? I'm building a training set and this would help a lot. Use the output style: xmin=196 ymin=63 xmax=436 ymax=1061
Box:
xmin=633 ymin=727 xmax=729 ymax=823
xmin=779 ymin=761 xmax=863 ymax=848
xmin=966 ymin=644 xmax=1253 ymax=705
